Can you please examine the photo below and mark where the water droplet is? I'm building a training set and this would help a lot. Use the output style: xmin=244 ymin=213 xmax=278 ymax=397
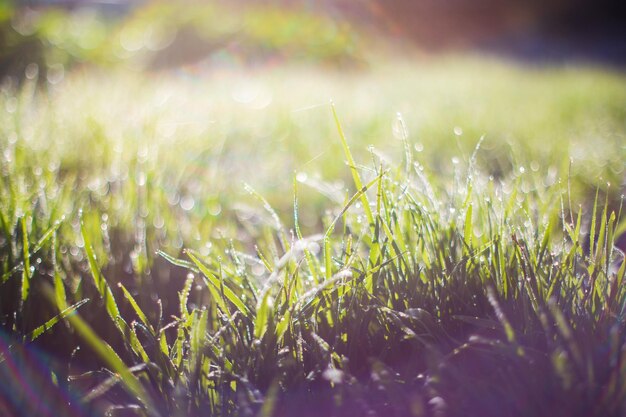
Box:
xmin=120 ymin=26 xmax=145 ymax=52
xmin=136 ymin=171 xmax=146 ymax=186
xmin=453 ymin=127 xmax=463 ymax=136
xmin=46 ymin=64 xmax=64 ymax=85
xmin=180 ymin=196 xmax=195 ymax=211
xmin=322 ymin=368 xmax=344 ymax=384
xmin=209 ymin=203 xmax=222 ymax=216
xmin=167 ymin=192 xmax=180 ymax=206
xmin=296 ymin=172 xmax=308 ymax=183
xmin=25 ymin=63 xmax=38 ymax=80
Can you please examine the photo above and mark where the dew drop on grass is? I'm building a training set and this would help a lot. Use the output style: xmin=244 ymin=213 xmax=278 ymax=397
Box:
xmin=119 ymin=26 xmax=145 ymax=52
xmin=153 ymin=216 xmax=164 ymax=229
xmin=137 ymin=146 xmax=149 ymax=163
xmin=167 ymin=192 xmax=180 ymax=206
xmin=25 ymin=63 xmax=38 ymax=80
xmin=46 ymin=64 xmax=64 ymax=85
xmin=209 ymin=203 xmax=222 ymax=216
xmin=296 ymin=172 xmax=308 ymax=183
xmin=452 ymin=157 xmax=460 ymax=165
xmin=136 ymin=171 xmax=146 ymax=186
xmin=453 ymin=126 xmax=463 ymax=136
xmin=414 ymin=143 xmax=424 ymax=152
xmin=519 ymin=166 xmax=526 ymax=174
xmin=323 ymin=368 xmax=344 ymax=384
xmin=200 ymin=242 xmax=212 ymax=257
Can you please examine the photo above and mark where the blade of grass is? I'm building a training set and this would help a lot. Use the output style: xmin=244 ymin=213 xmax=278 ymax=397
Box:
xmin=331 ymin=103 xmax=374 ymax=228
xmin=118 ymin=283 xmax=154 ymax=335
xmin=21 ymin=216 xmax=31 ymax=303
xmin=27 ymin=298 xmax=89 ymax=342
xmin=186 ymin=250 xmax=252 ymax=319
xmin=81 ymin=215 xmax=120 ymax=326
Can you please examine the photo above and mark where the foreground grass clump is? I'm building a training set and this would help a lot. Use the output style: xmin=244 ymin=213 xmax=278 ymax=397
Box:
xmin=0 ymin=61 xmax=625 ymax=416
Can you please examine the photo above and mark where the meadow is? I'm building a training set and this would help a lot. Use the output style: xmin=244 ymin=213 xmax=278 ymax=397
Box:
xmin=1 ymin=51 xmax=626 ymax=417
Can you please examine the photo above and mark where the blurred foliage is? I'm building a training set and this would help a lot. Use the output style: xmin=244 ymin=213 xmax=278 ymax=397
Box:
xmin=0 ymin=2 xmax=117 ymax=81
xmin=0 ymin=1 xmax=362 ymax=81
xmin=128 ymin=2 xmax=361 ymax=68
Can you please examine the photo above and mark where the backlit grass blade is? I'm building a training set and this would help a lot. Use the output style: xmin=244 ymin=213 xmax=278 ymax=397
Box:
xmin=64 ymin=310 xmax=159 ymax=416
xmin=157 ymin=249 xmax=199 ymax=272
xmin=117 ymin=318 xmax=150 ymax=363
xmin=189 ymin=309 xmax=208 ymax=373
xmin=331 ymin=103 xmax=374 ymax=228
xmin=323 ymin=175 xmax=380 ymax=281
xmin=81 ymin=214 xmax=120 ymax=325
xmin=118 ymin=283 xmax=154 ymax=335
xmin=179 ymin=273 xmax=194 ymax=321
xmin=464 ymin=203 xmax=473 ymax=249
xmin=31 ymin=218 xmax=63 ymax=254
xmin=294 ymin=175 xmax=321 ymax=284
xmin=52 ymin=232 xmax=67 ymax=309
xmin=487 ymin=286 xmax=518 ymax=347
xmin=27 ymin=298 xmax=89 ymax=342
xmin=245 ymin=183 xmax=288 ymax=248
xmin=589 ymin=188 xmax=599 ymax=257
xmin=254 ymin=289 xmax=274 ymax=340
xmin=21 ymin=216 xmax=31 ymax=302
xmin=2 ymin=218 xmax=62 ymax=284
xmin=186 ymin=250 xmax=252 ymax=319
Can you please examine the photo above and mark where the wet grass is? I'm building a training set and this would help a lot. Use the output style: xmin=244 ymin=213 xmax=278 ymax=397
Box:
xmin=0 ymin=58 xmax=625 ymax=416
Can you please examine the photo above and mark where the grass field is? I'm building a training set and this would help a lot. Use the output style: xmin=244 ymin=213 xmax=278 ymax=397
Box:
xmin=1 ymin=55 xmax=626 ymax=417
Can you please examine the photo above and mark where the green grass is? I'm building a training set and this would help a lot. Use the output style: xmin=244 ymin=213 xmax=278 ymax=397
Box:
xmin=0 ymin=57 xmax=625 ymax=417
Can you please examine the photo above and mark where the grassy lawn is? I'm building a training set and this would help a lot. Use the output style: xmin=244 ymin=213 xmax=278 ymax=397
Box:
xmin=1 ymin=54 xmax=625 ymax=417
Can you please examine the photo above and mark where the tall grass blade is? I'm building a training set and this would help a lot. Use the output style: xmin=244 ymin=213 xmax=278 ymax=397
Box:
xmin=331 ymin=103 xmax=374 ymax=228
xmin=81 ymin=214 xmax=120 ymax=325
xmin=20 ymin=216 xmax=31 ymax=302
xmin=118 ymin=283 xmax=154 ymax=335
xmin=186 ymin=250 xmax=252 ymax=319
xmin=64 ymin=311 xmax=159 ymax=416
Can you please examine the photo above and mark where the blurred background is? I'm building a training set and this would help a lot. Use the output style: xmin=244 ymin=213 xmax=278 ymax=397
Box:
xmin=3 ymin=0 xmax=626 ymax=81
